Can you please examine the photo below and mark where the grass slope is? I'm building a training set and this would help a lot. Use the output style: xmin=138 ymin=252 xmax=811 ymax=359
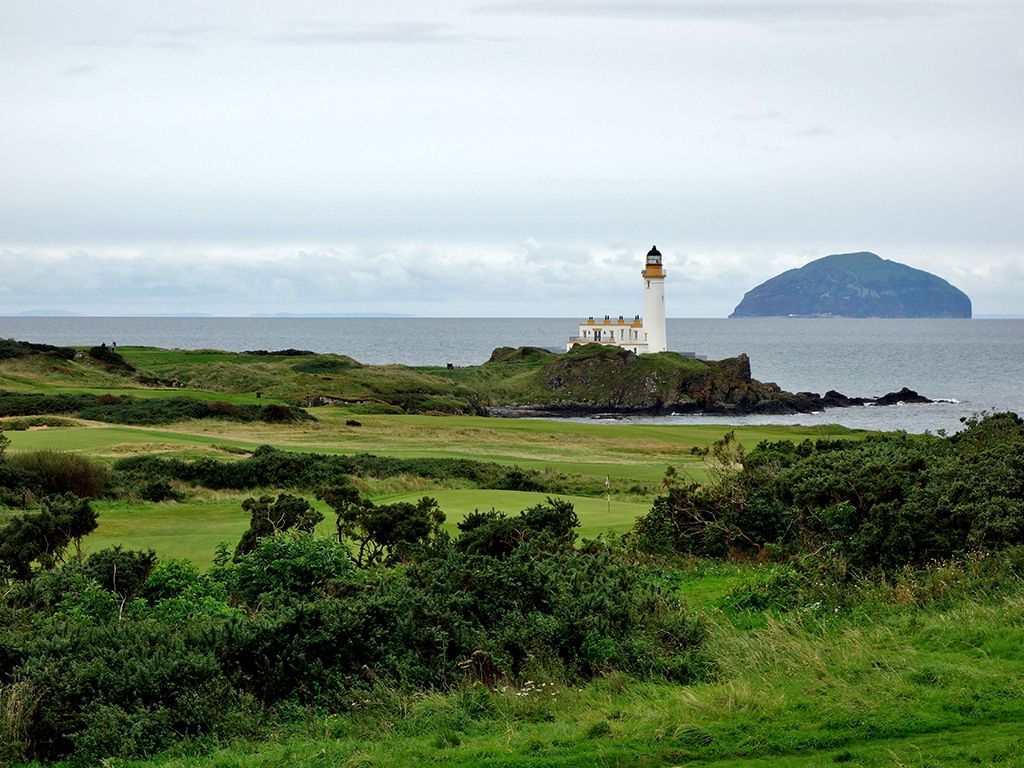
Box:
xmin=1 ymin=342 xmax=776 ymax=415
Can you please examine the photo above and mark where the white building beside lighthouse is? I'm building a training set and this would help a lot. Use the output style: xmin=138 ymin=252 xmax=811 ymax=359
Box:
xmin=566 ymin=245 xmax=668 ymax=354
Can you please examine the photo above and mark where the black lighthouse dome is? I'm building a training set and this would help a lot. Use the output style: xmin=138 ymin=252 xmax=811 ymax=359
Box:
xmin=646 ymin=245 xmax=662 ymax=264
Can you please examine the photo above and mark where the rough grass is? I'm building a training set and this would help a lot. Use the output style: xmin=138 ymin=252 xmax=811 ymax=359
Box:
xmin=3 ymin=414 xmax=864 ymax=486
xmin=106 ymin=591 xmax=1024 ymax=767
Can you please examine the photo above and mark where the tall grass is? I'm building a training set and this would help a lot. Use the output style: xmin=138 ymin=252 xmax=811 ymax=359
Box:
xmin=7 ymin=450 xmax=110 ymax=497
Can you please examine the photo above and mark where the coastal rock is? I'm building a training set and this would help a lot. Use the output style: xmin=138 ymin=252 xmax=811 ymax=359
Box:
xmin=874 ymin=387 xmax=932 ymax=406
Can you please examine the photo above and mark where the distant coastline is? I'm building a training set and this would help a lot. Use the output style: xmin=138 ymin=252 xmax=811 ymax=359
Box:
xmin=3 ymin=311 xmax=416 ymax=318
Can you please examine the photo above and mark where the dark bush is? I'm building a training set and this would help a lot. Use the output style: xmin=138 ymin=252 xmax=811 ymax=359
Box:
xmin=0 ymin=495 xmax=98 ymax=579
xmin=7 ymin=619 xmax=237 ymax=765
xmin=87 ymin=344 xmax=135 ymax=370
xmin=234 ymin=494 xmax=323 ymax=558
xmin=291 ymin=358 xmax=360 ymax=374
xmin=81 ymin=547 xmax=157 ymax=599
xmin=0 ymin=392 xmax=311 ymax=426
xmin=139 ymin=480 xmax=181 ymax=502
xmin=244 ymin=348 xmax=314 ymax=356
xmin=0 ymin=339 xmax=75 ymax=361
xmin=633 ymin=413 xmax=1024 ymax=572
xmin=114 ymin=446 xmax=555 ymax=494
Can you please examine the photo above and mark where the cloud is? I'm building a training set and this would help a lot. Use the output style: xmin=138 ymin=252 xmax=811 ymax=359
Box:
xmin=261 ymin=22 xmax=497 ymax=46
xmin=66 ymin=21 xmax=499 ymax=53
xmin=477 ymin=0 xmax=977 ymax=24
xmin=730 ymin=111 xmax=783 ymax=122
xmin=3 ymin=242 xmax=1020 ymax=318
xmin=792 ymin=125 xmax=837 ymax=138
xmin=61 ymin=64 xmax=99 ymax=77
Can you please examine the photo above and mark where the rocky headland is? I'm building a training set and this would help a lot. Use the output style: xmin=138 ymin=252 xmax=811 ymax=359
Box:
xmin=483 ymin=344 xmax=931 ymax=418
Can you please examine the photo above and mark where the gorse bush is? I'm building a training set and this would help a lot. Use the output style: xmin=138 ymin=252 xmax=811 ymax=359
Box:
xmin=0 ymin=392 xmax=312 ymax=425
xmin=0 ymin=498 xmax=705 ymax=765
xmin=633 ymin=413 xmax=1024 ymax=572
xmin=0 ymin=339 xmax=75 ymax=361
xmin=0 ymin=494 xmax=98 ymax=579
xmin=115 ymin=445 xmax=558 ymax=494
xmin=234 ymin=493 xmax=323 ymax=558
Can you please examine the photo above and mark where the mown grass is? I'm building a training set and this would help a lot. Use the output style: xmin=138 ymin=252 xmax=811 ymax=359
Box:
xmin=85 ymin=491 xmax=650 ymax=566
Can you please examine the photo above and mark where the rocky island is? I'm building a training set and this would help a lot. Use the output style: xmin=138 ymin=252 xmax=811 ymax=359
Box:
xmin=731 ymin=251 xmax=972 ymax=318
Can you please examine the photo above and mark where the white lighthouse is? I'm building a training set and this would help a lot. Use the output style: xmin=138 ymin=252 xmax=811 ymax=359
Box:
xmin=641 ymin=245 xmax=667 ymax=352
xmin=566 ymin=244 xmax=669 ymax=354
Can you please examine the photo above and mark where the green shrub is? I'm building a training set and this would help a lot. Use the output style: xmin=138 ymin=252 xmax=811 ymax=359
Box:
xmin=225 ymin=533 xmax=356 ymax=604
xmin=0 ymin=339 xmax=75 ymax=361
xmin=234 ymin=493 xmax=323 ymax=558
xmin=139 ymin=479 xmax=181 ymax=502
xmin=0 ymin=495 xmax=98 ymax=579
xmin=114 ymin=445 xmax=556 ymax=494
xmin=87 ymin=344 xmax=134 ymax=370
xmin=81 ymin=547 xmax=157 ymax=599
xmin=0 ymin=392 xmax=312 ymax=426
xmin=292 ymin=358 xmax=360 ymax=374
xmin=7 ymin=618 xmax=237 ymax=765
xmin=634 ymin=413 xmax=1024 ymax=572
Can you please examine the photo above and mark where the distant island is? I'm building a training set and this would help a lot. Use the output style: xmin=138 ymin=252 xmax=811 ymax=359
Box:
xmin=730 ymin=251 xmax=972 ymax=318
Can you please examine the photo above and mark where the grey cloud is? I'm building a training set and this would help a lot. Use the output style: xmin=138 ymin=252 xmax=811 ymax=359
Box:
xmin=67 ymin=37 xmax=133 ymax=49
xmin=61 ymin=64 xmax=99 ymax=77
xmin=136 ymin=25 xmax=234 ymax=39
xmin=1 ymin=244 xmax=1021 ymax=317
xmin=792 ymin=125 xmax=837 ymax=137
xmin=70 ymin=21 xmax=501 ymax=51
xmin=261 ymin=22 xmax=499 ymax=46
xmin=730 ymin=111 xmax=783 ymax=122
xmin=477 ymin=0 xmax=977 ymax=24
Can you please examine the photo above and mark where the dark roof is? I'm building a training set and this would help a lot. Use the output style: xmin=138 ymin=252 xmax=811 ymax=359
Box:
xmin=647 ymin=245 xmax=661 ymax=258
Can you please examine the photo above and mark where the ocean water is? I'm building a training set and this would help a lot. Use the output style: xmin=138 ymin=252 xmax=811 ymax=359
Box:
xmin=2 ymin=316 xmax=1021 ymax=433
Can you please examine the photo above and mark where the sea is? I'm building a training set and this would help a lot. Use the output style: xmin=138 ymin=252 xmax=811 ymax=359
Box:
xmin=2 ymin=316 xmax=1022 ymax=434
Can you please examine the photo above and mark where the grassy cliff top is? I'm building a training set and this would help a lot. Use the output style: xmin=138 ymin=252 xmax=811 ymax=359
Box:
xmin=0 ymin=340 xmax=745 ymax=415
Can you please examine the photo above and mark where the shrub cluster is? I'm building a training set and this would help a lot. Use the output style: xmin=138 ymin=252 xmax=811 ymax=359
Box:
xmin=115 ymin=445 xmax=555 ymax=493
xmin=87 ymin=344 xmax=134 ymax=370
xmin=0 ymin=339 xmax=75 ymax=361
xmin=0 ymin=392 xmax=311 ymax=425
xmin=243 ymin=348 xmax=314 ymax=356
xmin=0 ymin=448 xmax=110 ymax=506
xmin=0 ymin=500 xmax=703 ymax=765
xmin=633 ymin=412 xmax=1024 ymax=572
xmin=6 ymin=451 xmax=110 ymax=498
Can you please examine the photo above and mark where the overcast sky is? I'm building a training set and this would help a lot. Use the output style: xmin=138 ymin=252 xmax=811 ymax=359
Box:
xmin=2 ymin=0 xmax=1022 ymax=316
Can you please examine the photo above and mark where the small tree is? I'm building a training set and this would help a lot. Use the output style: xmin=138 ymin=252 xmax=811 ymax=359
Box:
xmin=234 ymin=493 xmax=322 ymax=559
xmin=319 ymin=484 xmax=375 ymax=546
xmin=0 ymin=493 xmax=98 ymax=579
xmin=320 ymin=486 xmax=445 ymax=567
xmin=0 ymin=429 xmax=9 ymax=458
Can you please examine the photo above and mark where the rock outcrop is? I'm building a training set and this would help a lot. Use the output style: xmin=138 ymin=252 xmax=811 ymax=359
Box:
xmin=484 ymin=344 xmax=932 ymax=417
